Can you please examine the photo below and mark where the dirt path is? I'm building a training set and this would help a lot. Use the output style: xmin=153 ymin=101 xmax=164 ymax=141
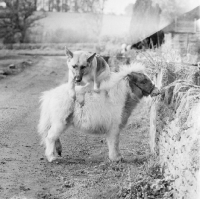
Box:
xmin=0 ymin=56 xmax=150 ymax=199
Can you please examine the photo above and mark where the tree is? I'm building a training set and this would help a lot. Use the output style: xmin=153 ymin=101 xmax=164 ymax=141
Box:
xmin=124 ymin=3 xmax=134 ymax=16
xmin=0 ymin=0 xmax=46 ymax=44
xmin=129 ymin=0 xmax=161 ymax=43
xmin=79 ymin=0 xmax=107 ymax=13
xmin=37 ymin=0 xmax=107 ymax=13
xmin=83 ymin=0 xmax=107 ymax=42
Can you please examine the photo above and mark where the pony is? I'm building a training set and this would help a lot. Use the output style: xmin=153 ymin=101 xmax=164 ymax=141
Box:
xmin=38 ymin=63 xmax=159 ymax=162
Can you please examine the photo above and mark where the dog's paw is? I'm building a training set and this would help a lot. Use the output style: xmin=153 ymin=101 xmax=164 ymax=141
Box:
xmin=108 ymin=154 xmax=123 ymax=162
xmin=93 ymin=89 xmax=100 ymax=93
xmin=79 ymin=101 xmax=84 ymax=107
xmin=46 ymin=155 xmax=57 ymax=162
xmin=77 ymin=99 xmax=84 ymax=107
xmin=76 ymin=95 xmax=85 ymax=106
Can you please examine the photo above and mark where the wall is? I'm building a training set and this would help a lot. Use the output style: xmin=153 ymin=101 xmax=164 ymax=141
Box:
xmin=150 ymin=80 xmax=200 ymax=199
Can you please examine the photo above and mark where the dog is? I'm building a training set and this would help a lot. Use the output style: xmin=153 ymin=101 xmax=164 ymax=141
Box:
xmin=38 ymin=63 xmax=160 ymax=162
xmin=65 ymin=48 xmax=110 ymax=98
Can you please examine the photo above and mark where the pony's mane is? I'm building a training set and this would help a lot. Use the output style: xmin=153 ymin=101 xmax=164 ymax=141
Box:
xmin=100 ymin=62 xmax=145 ymax=90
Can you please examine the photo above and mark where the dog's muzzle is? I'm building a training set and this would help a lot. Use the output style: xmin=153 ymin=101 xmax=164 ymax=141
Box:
xmin=150 ymin=86 xmax=160 ymax=97
xmin=74 ymin=76 xmax=82 ymax=83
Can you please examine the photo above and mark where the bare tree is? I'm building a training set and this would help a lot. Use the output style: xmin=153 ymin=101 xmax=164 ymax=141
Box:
xmin=0 ymin=0 xmax=46 ymax=44
xmin=77 ymin=0 xmax=106 ymax=13
xmin=48 ymin=0 xmax=52 ymax=11
xmin=84 ymin=0 xmax=107 ymax=43
xmin=34 ymin=0 xmax=37 ymax=11
xmin=62 ymin=0 xmax=69 ymax=12
xmin=129 ymin=0 xmax=161 ymax=43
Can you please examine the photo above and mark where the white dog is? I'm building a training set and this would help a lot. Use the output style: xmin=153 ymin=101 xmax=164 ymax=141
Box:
xmin=38 ymin=63 xmax=159 ymax=162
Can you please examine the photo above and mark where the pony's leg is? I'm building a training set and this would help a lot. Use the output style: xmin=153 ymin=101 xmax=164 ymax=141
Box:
xmin=55 ymin=138 xmax=62 ymax=156
xmin=45 ymin=122 xmax=65 ymax=162
xmin=106 ymin=127 xmax=122 ymax=161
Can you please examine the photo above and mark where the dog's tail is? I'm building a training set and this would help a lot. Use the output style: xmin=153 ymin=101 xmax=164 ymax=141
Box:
xmin=101 ymin=62 xmax=145 ymax=90
xmin=37 ymin=92 xmax=51 ymax=146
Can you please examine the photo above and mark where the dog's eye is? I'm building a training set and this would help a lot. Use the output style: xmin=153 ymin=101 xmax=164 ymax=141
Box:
xmin=81 ymin=66 xmax=86 ymax=70
xmin=141 ymin=79 xmax=148 ymax=84
xmin=72 ymin=65 xmax=77 ymax=68
xmin=142 ymin=79 xmax=147 ymax=84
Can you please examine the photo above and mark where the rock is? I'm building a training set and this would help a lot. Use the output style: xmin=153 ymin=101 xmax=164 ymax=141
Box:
xmin=3 ymin=69 xmax=13 ymax=75
xmin=0 ymin=74 xmax=6 ymax=80
xmin=62 ymin=180 xmax=74 ymax=188
xmin=0 ymin=70 xmax=4 ymax=75
xmin=8 ymin=64 xmax=16 ymax=69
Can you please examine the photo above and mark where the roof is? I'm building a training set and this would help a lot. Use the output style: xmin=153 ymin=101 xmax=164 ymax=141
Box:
xmin=163 ymin=6 xmax=200 ymax=33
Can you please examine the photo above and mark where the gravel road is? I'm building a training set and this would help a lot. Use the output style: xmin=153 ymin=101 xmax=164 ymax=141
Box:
xmin=0 ymin=56 xmax=150 ymax=199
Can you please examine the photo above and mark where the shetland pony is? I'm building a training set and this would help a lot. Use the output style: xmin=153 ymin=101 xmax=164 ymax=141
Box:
xmin=38 ymin=63 xmax=159 ymax=162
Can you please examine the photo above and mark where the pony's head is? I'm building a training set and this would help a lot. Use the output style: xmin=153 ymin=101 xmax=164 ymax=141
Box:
xmin=127 ymin=72 xmax=160 ymax=98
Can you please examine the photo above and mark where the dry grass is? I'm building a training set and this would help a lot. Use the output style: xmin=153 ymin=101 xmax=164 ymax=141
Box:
xmin=122 ymin=44 xmax=199 ymax=87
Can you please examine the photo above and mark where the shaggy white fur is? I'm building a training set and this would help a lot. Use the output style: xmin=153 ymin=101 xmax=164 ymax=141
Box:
xmin=101 ymin=62 xmax=144 ymax=90
xmin=38 ymin=62 xmax=149 ymax=162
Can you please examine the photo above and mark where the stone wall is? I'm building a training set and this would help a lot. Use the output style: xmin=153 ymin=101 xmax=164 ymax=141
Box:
xmin=150 ymin=80 xmax=200 ymax=199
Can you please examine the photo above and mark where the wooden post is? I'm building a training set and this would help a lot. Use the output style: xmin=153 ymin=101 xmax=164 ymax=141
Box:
xmin=175 ymin=17 xmax=177 ymax=32
xmin=197 ymin=77 xmax=200 ymax=86
xmin=150 ymin=68 xmax=163 ymax=154
xmin=186 ymin=33 xmax=189 ymax=54
xmin=194 ymin=18 xmax=197 ymax=33
xmin=150 ymin=97 xmax=157 ymax=154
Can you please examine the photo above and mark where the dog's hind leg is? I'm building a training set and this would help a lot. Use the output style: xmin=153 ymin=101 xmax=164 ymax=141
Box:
xmin=45 ymin=122 xmax=66 ymax=162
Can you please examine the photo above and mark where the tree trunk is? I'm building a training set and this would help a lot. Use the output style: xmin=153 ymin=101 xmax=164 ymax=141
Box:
xmin=74 ymin=0 xmax=78 ymax=12
xmin=61 ymin=0 xmax=63 ymax=12
xmin=56 ymin=0 xmax=60 ymax=12
xmin=35 ymin=0 xmax=37 ymax=11
xmin=129 ymin=0 xmax=161 ymax=43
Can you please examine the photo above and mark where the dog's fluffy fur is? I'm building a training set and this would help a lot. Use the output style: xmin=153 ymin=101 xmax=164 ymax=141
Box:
xmin=38 ymin=63 xmax=155 ymax=162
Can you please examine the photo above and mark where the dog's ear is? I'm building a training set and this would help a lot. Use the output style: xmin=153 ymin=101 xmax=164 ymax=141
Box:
xmin=87 ymin=53 xmax=96 ymax=63
xmin=65 ymin=47 xmax=73 ymax=60
xmin=127 ymin=73 xmax=138 ymax=82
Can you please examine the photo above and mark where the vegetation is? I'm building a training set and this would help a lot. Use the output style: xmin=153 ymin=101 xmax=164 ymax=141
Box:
xmin=37 ymin=0 xmax=107 ymax=13
xmin=0 ymin=0 xmax=108 ymax=44
xmin=0 ymin=0 xmax=45 ymax=44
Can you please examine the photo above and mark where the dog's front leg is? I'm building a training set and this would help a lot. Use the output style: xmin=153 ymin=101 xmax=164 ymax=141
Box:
xmin=75 ymin=83 xmax=91 ymax=94
xmin=75 ymin=83 xmax=91 ymax=106
xmin=106 ymin=126 xmax=122 ymax=161
xmin=93 ymin=73 xmax=100 ymax=93
xmin=45 ymin=122 xmax=66 ymax=162
xmin=92 ymin=58 xmax=100 ymax=92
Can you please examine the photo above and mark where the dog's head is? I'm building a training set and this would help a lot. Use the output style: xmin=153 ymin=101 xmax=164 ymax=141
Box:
xmin=127 ymin=72 xmax=160 ymax=97
xmin=65 ymin=47 xmax=96 ymax=83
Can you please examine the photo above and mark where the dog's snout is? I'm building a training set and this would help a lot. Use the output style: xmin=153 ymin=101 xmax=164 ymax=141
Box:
xmin=150 ymin=87 xmax=160 ymax=97
xmin=75 ymin=76 xmax=82 ymax=82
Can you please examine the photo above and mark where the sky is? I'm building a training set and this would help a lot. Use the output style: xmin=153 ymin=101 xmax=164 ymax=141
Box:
xmin=104 ymin=0 xmax=136 ymax=15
